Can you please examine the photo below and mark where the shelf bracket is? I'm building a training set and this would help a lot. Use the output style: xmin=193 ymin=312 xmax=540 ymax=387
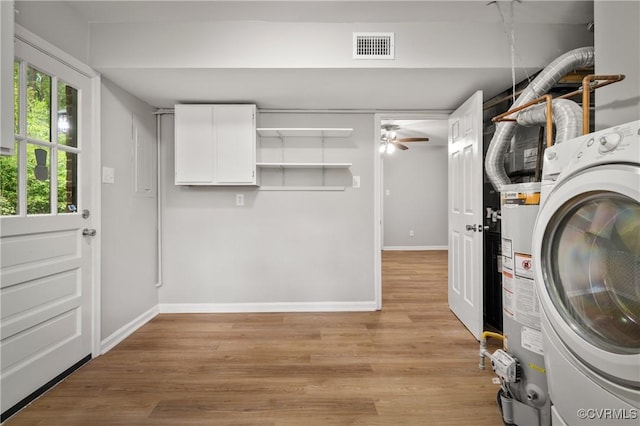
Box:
xmin=279 ymin=134 xmax=285 ymax=185
xmin=321 ymin=135 xmax=326 ymax=186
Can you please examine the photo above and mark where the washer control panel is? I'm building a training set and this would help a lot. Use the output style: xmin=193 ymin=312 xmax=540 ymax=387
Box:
xmin=597 ymin=132 xmax=623 ymax=153
xmin=569 ymin=121 xmax=639 ymax=162
xmin=541 ymin=120 xmax=640 ymax=183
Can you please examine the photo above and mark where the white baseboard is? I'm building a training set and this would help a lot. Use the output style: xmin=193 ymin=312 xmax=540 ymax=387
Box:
xmin=100 ymin=305 xmax=159 ymax=354
xmin=383 ymin=245 xmax=448 ymax=251
xmin=159 ymin=301 xmax=377 ymax=314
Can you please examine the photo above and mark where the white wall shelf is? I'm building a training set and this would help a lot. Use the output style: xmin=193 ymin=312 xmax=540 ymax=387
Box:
xmin=257 ymin=128 xmax=353 ymax=138
xmin=256 ymin=126 xmax=353 ymax=190
xmin=259 ymin=186 xmax=346 ymax=191
xmin=257 ymin=162 xmax=352 ymax=169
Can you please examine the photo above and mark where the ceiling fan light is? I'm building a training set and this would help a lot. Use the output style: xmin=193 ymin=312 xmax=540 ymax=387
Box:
xmin=386 ymin=143 xmax=396 ymax=154
xmin=379 ymin=143 xmax=387 ymax=153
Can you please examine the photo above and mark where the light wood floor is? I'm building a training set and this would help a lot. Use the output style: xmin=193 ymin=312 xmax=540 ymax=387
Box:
xmin=7 ymin=251 xmax=503 ymax=425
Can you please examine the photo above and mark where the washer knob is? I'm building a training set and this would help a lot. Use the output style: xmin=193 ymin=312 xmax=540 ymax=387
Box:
xmin=598 ymin=132 xmax=622 ymax=153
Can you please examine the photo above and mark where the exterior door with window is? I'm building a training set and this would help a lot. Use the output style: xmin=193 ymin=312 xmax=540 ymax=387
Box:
xmin=0 ymin=37 xmax=95 ymax=418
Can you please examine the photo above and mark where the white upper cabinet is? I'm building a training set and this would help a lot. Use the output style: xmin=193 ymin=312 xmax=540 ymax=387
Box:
xmin=174 ymin=104 xmax=256 ymax=185
xmin=1 ymin=1 xmax=15 ymax=156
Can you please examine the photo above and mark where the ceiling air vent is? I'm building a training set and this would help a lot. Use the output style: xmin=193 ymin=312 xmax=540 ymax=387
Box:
xmin=353 ymin=32 xmax=395 ymax=60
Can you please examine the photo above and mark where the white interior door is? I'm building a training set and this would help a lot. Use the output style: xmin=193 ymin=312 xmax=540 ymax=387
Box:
xmin=447 ymin=91 xmax=483 ymax=340
xmin=1 ymin=36 xmax=95 ymax=418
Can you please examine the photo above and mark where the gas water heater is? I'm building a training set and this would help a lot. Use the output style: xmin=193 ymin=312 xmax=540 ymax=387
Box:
xmin=481 ymin=182 xmax=551 ymax=426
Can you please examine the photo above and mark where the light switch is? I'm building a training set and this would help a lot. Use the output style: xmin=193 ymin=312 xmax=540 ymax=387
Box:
xmin=352 ymin=176 xmax=361 ymax=188
xmin=102 ymin=167 xmax=115 ymax=184
xmin=236 ymin=194 xmax=244 ymax=206
xmin=385 ymin=189 xmax=391 ymax=196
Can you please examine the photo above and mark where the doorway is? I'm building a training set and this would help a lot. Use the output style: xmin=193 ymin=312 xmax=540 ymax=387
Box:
xmin=373 ymin=113 xmax=449 ymax=309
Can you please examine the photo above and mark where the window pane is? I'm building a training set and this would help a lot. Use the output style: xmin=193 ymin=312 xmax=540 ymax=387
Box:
xmin=57 ymin=81 xmax=78 ymax=147
xmin=14 ymin=61 xmax=19 ymax=135
xmin=27 ymin=144 xmax=51 ymax=215
xmin=57 ymin=150 xmax=77 ymax=213
xmin=27 ymin=66 xmax=51 ymax=142
xmin=0 ymin=142 xmax=19 ymax=216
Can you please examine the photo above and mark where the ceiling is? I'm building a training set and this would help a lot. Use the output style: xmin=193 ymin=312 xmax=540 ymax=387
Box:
xmin=62 ymin=0 xmax=594 ymax=111
xmin=67 ymin=1 xmax=594 ymax=25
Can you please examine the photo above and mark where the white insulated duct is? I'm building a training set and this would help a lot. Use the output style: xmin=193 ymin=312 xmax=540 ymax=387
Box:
xmin=485 ymin=46 xmax=595 ymax=191
xmin=516 ymin=98 xmax=584 ymax=143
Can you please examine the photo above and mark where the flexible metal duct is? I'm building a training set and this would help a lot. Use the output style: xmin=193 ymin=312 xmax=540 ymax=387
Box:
xmin=485 ymin=46 xmax=595 ymax=191
xmin=516 ymin=98 xmax=583 ymax=143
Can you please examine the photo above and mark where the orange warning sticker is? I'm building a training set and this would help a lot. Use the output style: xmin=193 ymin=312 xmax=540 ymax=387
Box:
xmin=501 ymin=191 xmax=541 ymax=206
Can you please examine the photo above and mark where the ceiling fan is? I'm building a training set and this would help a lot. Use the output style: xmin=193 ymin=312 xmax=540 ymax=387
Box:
xmin=379 ymin=124 xmax=429 ymax=153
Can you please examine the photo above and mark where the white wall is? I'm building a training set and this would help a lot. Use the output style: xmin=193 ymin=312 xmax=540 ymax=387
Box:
xmin=159 ymin=113 xmax=376 ymax=310
xmin=84 ymin=15 xmax=595 ymax=110
xmin=100 ymin=79 xmax=159 ymax=338
xmin=383 ymin=145 xmax=448 ymax=249
xmin=594 ymin=1 xmax=640 ymax=129
xmin=88 ymin=20 xmax=591 ymax=70
xmin=15 ymin=1 xmax=89 ymax=63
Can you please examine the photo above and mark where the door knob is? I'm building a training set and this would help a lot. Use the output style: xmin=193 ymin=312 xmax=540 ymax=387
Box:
xmin=82 ymin=228 xmax=97 ymax=237
xmin=465 ymin=224 xmax=477 ymax=232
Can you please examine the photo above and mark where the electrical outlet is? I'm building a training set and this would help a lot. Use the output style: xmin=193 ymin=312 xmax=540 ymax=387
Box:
xmin=409 ymin=230 xmax=415 ymax=237
xmin=102 ymin=167 xmax=115 ymax=184
xmin=236 ymin=194 xmax=244 ymax=206
xmin=352 ymin=175 xmax=361 ymax=188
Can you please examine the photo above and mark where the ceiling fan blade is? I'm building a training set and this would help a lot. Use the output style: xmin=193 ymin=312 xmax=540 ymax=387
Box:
xmin=391 ymin=141 xmax=409 ymax=150
xmin=396 ymin=137 xmax=430 ymax=142
xmin=382 ymin=124 xmax=400 ymax=131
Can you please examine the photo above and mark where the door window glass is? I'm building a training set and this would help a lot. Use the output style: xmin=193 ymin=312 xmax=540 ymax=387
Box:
xmin=0 ymin=142 xmax=18 ymax=215
xmin=27 ymin=66 xmax=51 ymax=142
xmin=14 ymin=61 xmax=19 ymax=134
xmin=57 ymin=81 xmax=78 ymax=148
xmin=26 ymin=144 xmax=51 ymax=215
xmin=5 ymin=59 xmax=81 ymax=216
xmin=544 ymin=191 xmax=640 ymax=354
xmin=57 ymin=151 xmax=77 ymax=213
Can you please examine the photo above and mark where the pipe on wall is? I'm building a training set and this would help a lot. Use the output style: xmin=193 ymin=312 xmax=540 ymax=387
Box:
xmin=484 ymin=46 xmax=595 ymax=191
xmin=153 ymin=109 xmax=174 ymax=288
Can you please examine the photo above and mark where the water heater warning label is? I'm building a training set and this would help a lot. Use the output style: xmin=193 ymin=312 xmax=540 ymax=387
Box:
xmin=515 ymin=253 xmax=534 ymax=279
xmin=521 ymin=326 xmax=544 ymax=356
xmin=502 ymin=238 xmax=513 ymax=270
xmin=514 ymin=276 xmax=541 ymax=330
xmin=502 ymin=271 xmax=515 ymax=319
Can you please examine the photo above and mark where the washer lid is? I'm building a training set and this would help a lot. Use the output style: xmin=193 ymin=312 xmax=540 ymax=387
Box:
xmin=542 ymin=190 xmax=640 ymax=354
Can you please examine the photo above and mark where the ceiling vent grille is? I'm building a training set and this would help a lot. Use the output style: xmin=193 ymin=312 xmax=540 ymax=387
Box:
xmin=353 ymin=32 xmax=395 ymax=60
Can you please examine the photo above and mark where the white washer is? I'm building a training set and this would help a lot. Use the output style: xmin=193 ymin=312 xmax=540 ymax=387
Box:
xmin=532 ymin=120 xmax=640 ymax=425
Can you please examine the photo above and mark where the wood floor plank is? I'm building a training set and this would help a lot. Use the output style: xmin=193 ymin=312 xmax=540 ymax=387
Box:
xmin=5 ymin=250 xmax=503 ymax=425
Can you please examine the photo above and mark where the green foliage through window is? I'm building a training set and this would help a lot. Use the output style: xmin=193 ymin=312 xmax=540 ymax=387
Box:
xmin=27 ymin=66 xmax=51 ymax=142
xmin=0 ymin=143 xmax=18 ymax=215
xmin=1 ymin=60 xmax=79 ymax=216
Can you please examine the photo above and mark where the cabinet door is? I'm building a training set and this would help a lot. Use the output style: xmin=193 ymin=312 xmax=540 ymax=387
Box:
xmin=174 ymin=104 xmax=214 ymax=184
xmin=214 ymin=105 xmax=256 ymax=184
xmin=1 ymin=1 xmax=14 ymax=156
